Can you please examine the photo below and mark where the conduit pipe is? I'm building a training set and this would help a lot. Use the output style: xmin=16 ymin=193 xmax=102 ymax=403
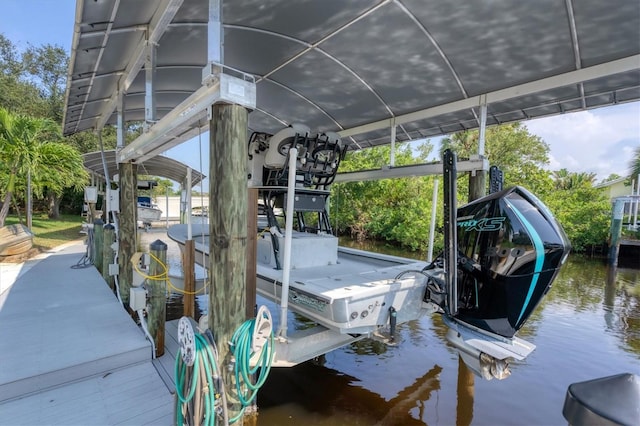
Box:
xmin=277 ymin=147 xmax=298 ymax=339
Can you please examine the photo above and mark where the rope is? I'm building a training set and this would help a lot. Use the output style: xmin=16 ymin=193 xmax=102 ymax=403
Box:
xmin=132 ymin=252 xmax=206 ymax=296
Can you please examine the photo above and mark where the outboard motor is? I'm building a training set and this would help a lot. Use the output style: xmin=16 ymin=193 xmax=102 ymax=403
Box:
xmin=454 ymin=186 xmax=571 ymax=338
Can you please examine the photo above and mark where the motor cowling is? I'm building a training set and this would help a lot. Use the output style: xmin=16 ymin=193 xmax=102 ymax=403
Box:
xmin=454 ymin=186 xmax=570 ymax=338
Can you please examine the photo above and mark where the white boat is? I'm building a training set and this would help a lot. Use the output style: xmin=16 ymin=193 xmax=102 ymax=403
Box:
xmin=167 ymin=272 xmax=207 ymax=295
xmin=137 ymin=196 xmax=162 ymax=228
xmin=168 ymin=126 xmax=571 ymax=375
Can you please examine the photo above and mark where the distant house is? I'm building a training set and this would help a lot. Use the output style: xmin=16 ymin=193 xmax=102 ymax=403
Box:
xmin=595 ymin=177 xmax=632 ymax=200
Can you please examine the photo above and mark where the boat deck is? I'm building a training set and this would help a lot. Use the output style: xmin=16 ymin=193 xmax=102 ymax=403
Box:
xmin=0 ymin=242 xmax=173 ymax=424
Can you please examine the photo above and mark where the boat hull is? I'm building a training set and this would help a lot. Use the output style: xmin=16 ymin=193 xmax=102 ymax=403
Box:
xmin=138 ymin=206 xmax=162 ymax=223
xmin=168 ymin=224 xmax=431 ymax=335
xmin=0 ymin=224 xmax=34 ymax=257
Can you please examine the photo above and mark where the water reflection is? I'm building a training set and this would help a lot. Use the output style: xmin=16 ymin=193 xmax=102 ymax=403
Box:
xmin=151 ymin=228 xmax=639 ymax=424
xmin=258 ymin=361 xmax=442 ymax=425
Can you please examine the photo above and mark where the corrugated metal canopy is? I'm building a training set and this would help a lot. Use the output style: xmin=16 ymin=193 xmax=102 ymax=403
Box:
xmin=63 ymin=0 xmax=640 ymax=153
xmin=82 ymin=150 xmax=205 ymax=186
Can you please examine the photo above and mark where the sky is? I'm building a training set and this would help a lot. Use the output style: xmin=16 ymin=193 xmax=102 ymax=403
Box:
xmin=1 ymin=0 xmax=639 ymax=184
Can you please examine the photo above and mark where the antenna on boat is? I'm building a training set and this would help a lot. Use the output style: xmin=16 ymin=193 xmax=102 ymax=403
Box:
xmin=443 ymin=149 xmax=458 ymax=317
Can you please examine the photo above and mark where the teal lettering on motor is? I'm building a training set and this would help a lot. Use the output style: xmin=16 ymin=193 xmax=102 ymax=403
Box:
xmin=457 ymin=217 xmax=506 ymax=232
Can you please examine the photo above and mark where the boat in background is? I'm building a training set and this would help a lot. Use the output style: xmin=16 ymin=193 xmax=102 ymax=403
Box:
xmin=137 ymin=196 xmax=162 ymax=230
xmin=0 ymin=224 xmax=34 ymax=257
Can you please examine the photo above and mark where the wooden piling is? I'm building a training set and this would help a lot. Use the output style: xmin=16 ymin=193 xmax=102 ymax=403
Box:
xmin=182 ymin=239 xmax=195 ymax=318
xmin=102 ymin=223 xmax=116 ymax=292
xmin=468 ymin=170 xmax=486 ymax=202
xmin=246 ymin=188 xmax=258 ymax=319
xmin=148 ymin=239 xmax=167 ymax=357
xmin=608 ymin=198 xmax=625 ymax=266
xmin=208 ymin=103 xmax=248 ymax=417
xmin=93 ymin=219 xmax=104 ymax=273
xmin=118 ymin=162 xmax=138 ymax=307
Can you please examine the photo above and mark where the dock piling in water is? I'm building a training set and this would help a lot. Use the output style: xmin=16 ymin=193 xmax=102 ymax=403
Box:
xmin=148 ymin=239 xmax=167 ymax=357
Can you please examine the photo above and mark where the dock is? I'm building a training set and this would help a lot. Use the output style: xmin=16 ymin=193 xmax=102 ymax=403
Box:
xmin=0 ymin=242 xmax=174 ymax=425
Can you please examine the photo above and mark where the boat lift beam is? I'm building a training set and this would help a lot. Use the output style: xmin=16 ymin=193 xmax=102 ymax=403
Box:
xmin=334 ymin=157 xmax=489 ymax=183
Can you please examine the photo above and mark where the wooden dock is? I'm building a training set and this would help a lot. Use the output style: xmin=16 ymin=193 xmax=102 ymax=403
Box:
xmin=0 ymin=242 xmax=174 ymax=425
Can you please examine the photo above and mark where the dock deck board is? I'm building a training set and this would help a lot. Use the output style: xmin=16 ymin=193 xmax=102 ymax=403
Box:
xmin=0 ymin=241 xmax=173 ymax=424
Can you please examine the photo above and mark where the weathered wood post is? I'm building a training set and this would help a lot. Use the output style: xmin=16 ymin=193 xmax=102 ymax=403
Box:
xmin=102 ymin=223 xmax=116 ymax=292
xmin=469 ymin=171 xmax=486 ymax=202
xmin=148 ymin=239 xmax=167 ymax=357
xmin=246 ymin=188 xmax=258 ymax=318
xmin=93 ymin=219 xmax=104 ymax=271
xmin=182 ymin=239 xmax=196 ymax=318
xmin=118 ymin=162 xmax=138 ymax=308
xmin=608 ymin=198 xmax=625 ymax=266
xmin=209 ymin=103 xmax=248 ymax=417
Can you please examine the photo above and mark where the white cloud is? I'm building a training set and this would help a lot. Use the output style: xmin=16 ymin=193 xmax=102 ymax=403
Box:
xmin=525 ymin=102 xmax=640 ymax=180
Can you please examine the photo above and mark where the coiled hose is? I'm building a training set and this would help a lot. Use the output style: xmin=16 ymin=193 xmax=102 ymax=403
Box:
xmin=175 ymin=313 xmax=274 ymax=425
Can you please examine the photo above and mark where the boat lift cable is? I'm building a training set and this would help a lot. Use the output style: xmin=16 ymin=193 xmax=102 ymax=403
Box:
xmin=197 ymin=125 xmax=209 ymax=291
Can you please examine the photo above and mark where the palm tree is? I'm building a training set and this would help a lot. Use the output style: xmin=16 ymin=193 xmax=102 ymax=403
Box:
xmin=629 ymin=146 xmax=640 ymax=186
xmin=553 ymin=169 xmax=596 ymax=190
xmin=0 ymin=107 xmax=87 ymax=226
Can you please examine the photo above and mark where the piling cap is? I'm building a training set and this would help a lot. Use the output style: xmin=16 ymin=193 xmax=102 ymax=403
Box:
xmin=93 ymin=218 xmax=104 ymax=225
xmin=563 ymin=373 xmax=640 ymax=426
xmin=104 ymin=223 xmax=115 ymax=230
xmin=150 ymin=239 xmax=168 ymax=251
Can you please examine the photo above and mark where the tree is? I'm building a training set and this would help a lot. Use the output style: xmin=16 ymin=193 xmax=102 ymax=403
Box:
xmin=22 ymin=43 xmax=68 ymax=122
xmin=440 ymin=122 xmax=553 ymax=194
xmin=0 ymin=107 xmax=87 ymax=225
xmin=629 ymin=146 xmax=640 ymax=186
xmin=553 ymin=169 xmax=597 ymax=190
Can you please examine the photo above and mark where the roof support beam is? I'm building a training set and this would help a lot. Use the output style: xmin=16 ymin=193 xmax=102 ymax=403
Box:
xmin=116 ymin=91 xmax=125 ymax=148
xmin=144 ymin=40 xmax=157 ymax=132
xmin=96 ymin=0 xmax=184 ymax=131
xmin=335 ymin=158 xmax=489 ymax=183
xmin=339 ymin=54 xmax=640 ymax=139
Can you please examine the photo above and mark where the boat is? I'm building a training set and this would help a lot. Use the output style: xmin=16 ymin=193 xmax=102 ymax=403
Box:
xmin=0 ymin=224 xmax=34 ymax=257
xmin=167 ymin=272 xmax=207 ymax=295
xmin=137 ymin=196 xmax=162 ymax=229
xmin=168 ymin=126 xmax=570 ymax=376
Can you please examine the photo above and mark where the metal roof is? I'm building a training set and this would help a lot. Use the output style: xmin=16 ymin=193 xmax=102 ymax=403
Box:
xmin=82 ymin=150 xmax=205 ymax=186
xmin=64 ymin=0 xmax=640 ymax=156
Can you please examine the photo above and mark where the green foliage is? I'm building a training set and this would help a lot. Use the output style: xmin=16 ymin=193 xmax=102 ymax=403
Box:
xmin=331 ymin=122 xmax=613 ymax=254
xmin=0 ymin=107 xmax=88 ymax=225
xmin=541 ymin=186 xmax=610 ymax=252
xmin=331 ymin=141 xmax=443 ymax=252
xmin=629 ymin=146 xmax=640 ymax=187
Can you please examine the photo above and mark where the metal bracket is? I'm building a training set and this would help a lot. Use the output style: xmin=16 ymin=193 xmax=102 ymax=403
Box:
xmin=202 ymin=62 xmax=257 ymax=109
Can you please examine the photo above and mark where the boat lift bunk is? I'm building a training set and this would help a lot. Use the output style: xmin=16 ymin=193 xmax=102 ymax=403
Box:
xmin=169 ymin=125 xmax=570 ymax=377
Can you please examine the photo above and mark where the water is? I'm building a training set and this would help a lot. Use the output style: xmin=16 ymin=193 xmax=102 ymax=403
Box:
xmin=141 ymin=229 xmax=640 ymax=425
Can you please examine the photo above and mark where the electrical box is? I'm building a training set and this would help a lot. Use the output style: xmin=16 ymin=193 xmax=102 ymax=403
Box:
xmin=108 ymin=189 xmax=120 ymax=212
xmin=84 ymin=186 xmax=98 ymax=203
xmin=130 ymin=287 xmax=147 ymax=311
xmin=108 ymin=263 xmax=119 ymax=276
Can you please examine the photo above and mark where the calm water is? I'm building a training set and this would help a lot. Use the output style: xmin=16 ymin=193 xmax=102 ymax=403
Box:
xmin=142 ymin=230 xmax=640 ymax=425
